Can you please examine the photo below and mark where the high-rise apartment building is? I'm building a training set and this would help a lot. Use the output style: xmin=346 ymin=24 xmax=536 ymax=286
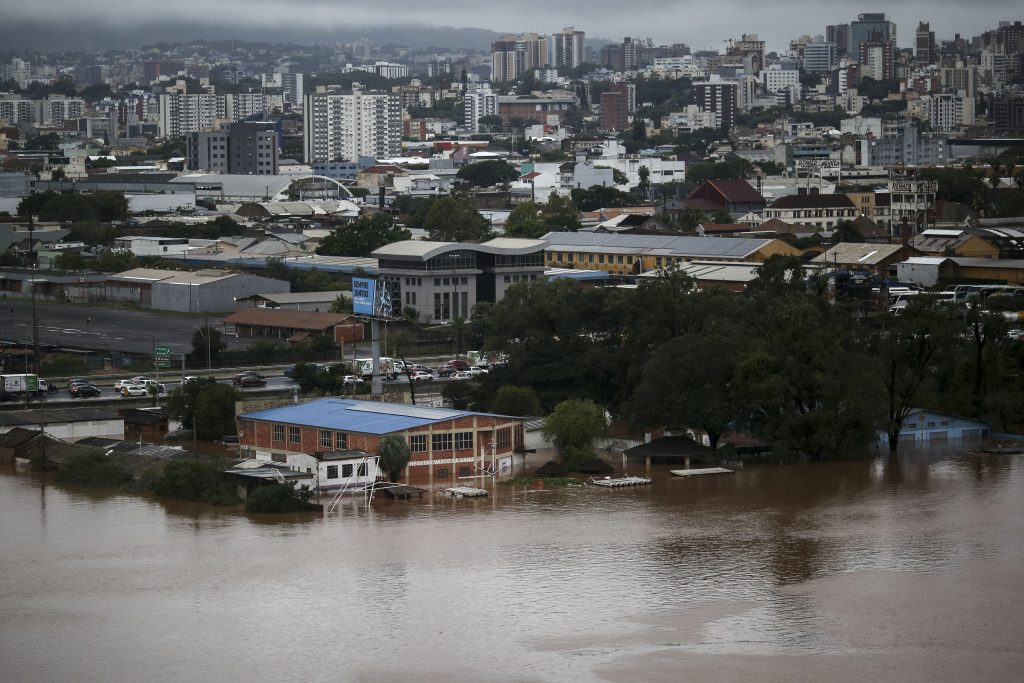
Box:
xmin=303 ymin=88 xmax=401 ymax=163
xmin=915 ymin=22 xmax=936 ymax=64
xmin=491 ymin=36 xmax=520 ymax=82
xmin=850 ymin=13 xmax=896 ymax=61
xmin=261 ymin=72 xmax=304 ymax=109
xmin=0 ymin=94 xmax=83 ymax=126
xmin=826 ymin=24 xmax=851 ymax=56
xmin=464 ymin=84 xmax=498 ymax=133
xmin=158 ymin=93 xmax=268 ymax=137
xmin=859 ymin=34 xmax=896 ymax=81
xmin=599 ymin=83 xmax=635 ymax=131
xmin=553 ymin=27 xmax=586 ymax=68
xmin=694 ymin=76 xmax=738 ymax=131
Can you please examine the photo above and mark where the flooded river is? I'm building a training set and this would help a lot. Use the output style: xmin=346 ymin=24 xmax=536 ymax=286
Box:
xmin=2 ymin=447 xmax=1023 ymax=682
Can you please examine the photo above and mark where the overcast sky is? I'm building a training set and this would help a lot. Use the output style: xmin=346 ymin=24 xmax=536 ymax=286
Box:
xmin=0 ymin=1 xmax=1020 ymax=52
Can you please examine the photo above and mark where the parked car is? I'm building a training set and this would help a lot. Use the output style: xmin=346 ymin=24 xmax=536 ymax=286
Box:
xmin=1007 ymin=328 xmax=1024 ymax=341
xmin=342 ymin=375 xmax=363 ymax=386
xmin=233 ymin=372 xmax=266 ymax=385
xmin=466 ymin=366 xmax=487 ymax=376
xmin=450 ymin=371 xmax=473 ymax=381
xmin=70 ymin=384 xmax=101 ymax=398
xmin=135 ymin=378 xmax=166 ymax=393
xmin=120 ymin=384 xmax=147 ymax=397
xmin=409 ymin=370 xmax=433 ymax=382
xmin=238 ymin=375 xmax=267 ymax=388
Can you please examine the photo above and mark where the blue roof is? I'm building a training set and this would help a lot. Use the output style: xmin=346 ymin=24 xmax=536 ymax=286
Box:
xmin=240 ymin=398 xmax=497 ymax=434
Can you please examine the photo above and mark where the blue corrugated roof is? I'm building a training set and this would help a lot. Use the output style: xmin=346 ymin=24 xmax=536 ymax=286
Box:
xmin=240 ymin=398 xmax=492 ymax=434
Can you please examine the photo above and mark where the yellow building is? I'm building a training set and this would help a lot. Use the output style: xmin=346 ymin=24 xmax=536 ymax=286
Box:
xmin=910 ymin=229 xmax=1001 ymax=259
xmin=543 ymin=232 xmax=800 ymax=276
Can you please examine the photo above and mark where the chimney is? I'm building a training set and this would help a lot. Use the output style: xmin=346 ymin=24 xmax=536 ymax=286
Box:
xmin=900 ymin=216 xmax=910 ymax=247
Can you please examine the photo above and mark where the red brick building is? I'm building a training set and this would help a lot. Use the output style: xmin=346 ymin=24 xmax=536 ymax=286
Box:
xmin=237 ymin=398 xmax=525 ymax=487
xmin=222 ymin=309 xmax=365 ymax=343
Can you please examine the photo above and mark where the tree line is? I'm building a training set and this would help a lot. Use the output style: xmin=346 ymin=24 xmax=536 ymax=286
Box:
xmin=459 ymin=263 xmax=1023 ymax=459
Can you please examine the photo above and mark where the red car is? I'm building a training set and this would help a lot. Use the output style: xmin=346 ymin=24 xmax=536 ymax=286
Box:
xmin=238 ymin=375 xmax=267 ymax=388
xmin=447 ymin=359 xmax=470 ymax=371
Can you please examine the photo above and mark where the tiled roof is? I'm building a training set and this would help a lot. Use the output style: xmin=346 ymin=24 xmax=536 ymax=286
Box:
xmin=706 ymin=179 xmax=765 ymax=203
xmin=222 ymin=309 xmax=357 ymax=331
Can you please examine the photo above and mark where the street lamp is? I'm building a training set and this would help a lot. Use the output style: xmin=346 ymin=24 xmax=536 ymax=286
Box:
xmin=193 ymin=323 xmax=211 ymax=371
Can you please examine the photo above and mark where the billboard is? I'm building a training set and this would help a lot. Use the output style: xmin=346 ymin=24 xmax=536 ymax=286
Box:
xmin=352 ymin=277 xmax=376 ymax=316
xmin=352 ymin=277 xmax=398 ymax=318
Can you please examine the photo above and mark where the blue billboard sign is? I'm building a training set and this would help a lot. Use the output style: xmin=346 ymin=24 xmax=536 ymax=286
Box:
xmin=352 ymin=278 xmax=375 ymax=316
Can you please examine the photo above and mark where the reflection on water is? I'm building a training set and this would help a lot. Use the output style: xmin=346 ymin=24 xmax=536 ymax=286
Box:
xmin=2 ymin=444 xmax=1023 ymax=682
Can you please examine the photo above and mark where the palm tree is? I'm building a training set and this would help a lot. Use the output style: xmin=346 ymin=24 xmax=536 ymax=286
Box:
xmin=377 ymin=434 xmax=410 ymax=483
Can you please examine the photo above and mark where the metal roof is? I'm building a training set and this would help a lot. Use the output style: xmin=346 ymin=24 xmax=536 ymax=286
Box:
xmin=373 ymin=238 xmax=547 ymax=261
xmin=240 ymin=398 xmax=507 ymax=435
xmin=541 ymin=232 xmax=771 ymax=258
xmin=812 ymin=243 xmax=906 ymax=265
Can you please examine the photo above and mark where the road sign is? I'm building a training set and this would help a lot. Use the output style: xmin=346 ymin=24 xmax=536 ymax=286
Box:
xmin=154 ymin=345 xmax=171 ymax=368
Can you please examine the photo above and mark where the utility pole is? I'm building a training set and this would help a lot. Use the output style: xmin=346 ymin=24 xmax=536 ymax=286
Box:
xmin=29 ymin=216 xmax=40 ymax=374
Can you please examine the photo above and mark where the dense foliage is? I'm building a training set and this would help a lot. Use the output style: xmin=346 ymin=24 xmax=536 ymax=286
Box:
xmin=56 ymin=452 xmax=132 ymax=487
xmin=17 ymin=191 xmax=129 ymax=222
xmin=245 ymin=483 xmax=314 ymax=513
xmin=316 ymin=213 xmax=412 ymax=257
xmin=166 ymin=378 xmax=240 ymax=441
xmin=472 ymin=267 xmax=1024 ymax=458
xmin=151 ymin=459 xmax=239 ymax=505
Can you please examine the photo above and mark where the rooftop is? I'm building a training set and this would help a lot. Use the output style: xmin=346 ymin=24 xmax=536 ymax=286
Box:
xmin=240 ymin=398 xmax=512 ymax=435
xmin=223 ymin=309 xmax=358 ymax=330
xmin=542 ymin=231 xmax=774 ymax=259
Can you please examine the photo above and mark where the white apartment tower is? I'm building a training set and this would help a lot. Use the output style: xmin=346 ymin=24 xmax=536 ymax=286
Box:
xmin=158 ymin=93 xmax=269 ymax=137
xmin=464 ymin=84 xmax=498 ymax=133
xmin=553 ymin=27 xmax=586 ymax=68
xmin=303 ymin=88 xmax=401 ymax=163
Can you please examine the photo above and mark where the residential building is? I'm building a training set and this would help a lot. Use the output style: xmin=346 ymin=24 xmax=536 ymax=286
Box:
xmin=303 ymin=88 xmax=401 ymax=163
xmin=940 ymin=63 xmax=976 ymax=97
xmin=859 ymin=35 xmax=896 ymax=81
xmin=876 ymin=409 xmax=989 ymax=447
xmin=684 ymin=179 xmax=767 ymax=215
xmin=187 ymin=121 xmax=279 ymax=174
xmin=0 ymin=95 xmax=83 ymax=126
xmin=237 ymin=398 xmax=526 ymax=486
xmin=261 ymin=72 xmax=304 ymax=109
xmin=763 ymin=191 xmax=858 ymax=229
xmin=761 ymin=65 xmax=801 ymax=104
xmin=497 ymin=92 xmax=576 ymax=124
xmin=491 ymin=35 xmax=520 ymax=82
xmin=850 ymin=13 xmax=896 ymax=60
xmin=826 ymin=24 xmax=851 ymax=56
xmin=553 ymin=27 xmax=586 ymax=68
xmin=924 ymin=93 xmax=974 ymax=132
xmin=158 ymin=93 xmax=268 ymax=137
xmin=915 ymin=22 xmax=936 ymax=64
xmin=464 ymin=83 xmax=498 ymax=134
xmin=600 ymin=90 xmax=629 ymax=131
xmin=694 ymin=77 xmax=737 ymax=130
xmin=988 ymin=92 xmax=1024 ymax=130
xmin=858 ymin=122 xmax=949 ymax=167
xmin=372 ymin=238 xmax=548 ymax=322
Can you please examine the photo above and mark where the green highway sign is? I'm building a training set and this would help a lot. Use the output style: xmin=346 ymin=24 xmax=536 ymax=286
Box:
xmin=154 ymin=344 xmax=172 ymax=368
xmin=154 ymin=345 xmax=171 ymax=356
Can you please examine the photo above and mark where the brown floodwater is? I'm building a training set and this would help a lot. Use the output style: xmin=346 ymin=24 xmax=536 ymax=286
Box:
xmin=2 ymin=445 xmax=1023 ymax=682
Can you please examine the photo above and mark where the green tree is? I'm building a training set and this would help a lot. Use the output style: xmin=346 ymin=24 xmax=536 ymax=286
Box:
xmin=542 ymin=398 xmax=607 ymax=467
xmin=423 ymin=195 xmax=491 ymax=242
xmin=166 ymin=378 xmax=241 ymax=441
xmin=377 ymin=433 xmax=411 ymax=482
xmin=316 ymin=213 xmax=411 ymax=257
xmin=629 ymin=334 xmax=742 ymax=449
xmin=456 ymin=160 xmax=519 ymax=187
xmin=56 ymin=451 xmax=132 ymax=487
xmin=504 ymin=201 xmax=546 ymax=238
xmin=833 ymin=219 xmax=865 ymax=242
xmin=191 ymin=326 xmax=226 ymax=366
xmin=504 ymin=194 xmax=581 ymax=238
xmin=328 ymin=294 xmax=352 ymax=314
xmin=478 ymin=114 xmax=504 ymax=132
xmin=151 ymin=459 xmax=239 ymax=504
xmin=94 ymin=250 xmax=136 ymax=273
xmin=490 ymin=386 xmax=543 ymax=417
xmin=570 ymin=185 xmax=636 ymax=211
xmin=53 ymin=251 xmax=87 ymax=271
xmin=245 ymin=483 xmax=313 ymax=512
xmin=638 ymin=165 xmax=651 ymax=199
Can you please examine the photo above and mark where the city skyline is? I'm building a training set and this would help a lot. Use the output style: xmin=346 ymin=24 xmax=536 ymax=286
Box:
xmin=0 ymin=1 xmax=1020 ymax=53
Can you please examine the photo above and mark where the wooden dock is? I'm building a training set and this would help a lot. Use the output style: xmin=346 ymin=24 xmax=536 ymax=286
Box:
xmin=589 ymin=476 xmax=651 ymax=488
xmin=670 ymin=467 xmax=734 ymax=477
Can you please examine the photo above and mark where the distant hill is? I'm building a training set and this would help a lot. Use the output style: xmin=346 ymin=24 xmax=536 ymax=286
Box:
xmin=0 ymin=20 xmax=504 ymax=53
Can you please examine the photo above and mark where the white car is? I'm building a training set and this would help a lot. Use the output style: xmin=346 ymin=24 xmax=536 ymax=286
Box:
xmin=467 ymin=366 xmax=488 ymax=376
xmin=342 ymin=375 xmax=363 ymax=386
xmin=1008 ymin=329 xmax=1024 ymax=341
xmin=135 ymin=379 xmax=166 ymax=393
xmin=130 ymin=375 xmax=153 ymax=384
xmin=181 ymin=376 xmax=199 ymax=384
xmin=113 ymin=378 xmax=138 ymax=390
xmin=451 ymin=371 xmax=473 ymax=381
xmin=409 ymin=371 xmax=433 ymax=382
xmin=120 ymin=384 xmax=147 ymax=397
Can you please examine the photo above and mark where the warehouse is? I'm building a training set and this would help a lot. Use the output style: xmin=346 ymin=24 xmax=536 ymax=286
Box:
xmin=106 ymin=268 xmax=289 ymax=312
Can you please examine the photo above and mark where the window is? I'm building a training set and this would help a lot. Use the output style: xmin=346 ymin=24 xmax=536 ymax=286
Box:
xmin=342 ymin=463 xmax=353 ymax=477
xmin=272 ymin=453 xmax=286 ymax=463
xmin=432 ymin=433 xmax=453 ymax=451
xmin=455 ymin=432 xmax=474 ymax=450
xmin=357 ymin=462 xmax=367 ymax=476
xmin=335 ymin=432 xmax=347 ymax=449
xmin=273 ymin=424 xmax=285 ymax=442
xmin=459 ymin=467 xmax=471 ymax=477
xmin=436 ymin=468 xmax=449 ymax=478
xmin=941 ymin=420 xmax=950 ymax=426
xmin=598 ymin=254 xmax=605 ymax=264
xmin=409 ymin=434 xmax=427 ymax=453
xmin=496 ymin=427 xmax=512 ymax=451
xmin=927 ymin=422 xmax=936 ymax=428
xmin=326 ymin=465 xmax=338 ymax=479
xmin=320 ymin=430 xmax=332 ymax=449
xmin=504 ymin=275 xmax=510 ymax=283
